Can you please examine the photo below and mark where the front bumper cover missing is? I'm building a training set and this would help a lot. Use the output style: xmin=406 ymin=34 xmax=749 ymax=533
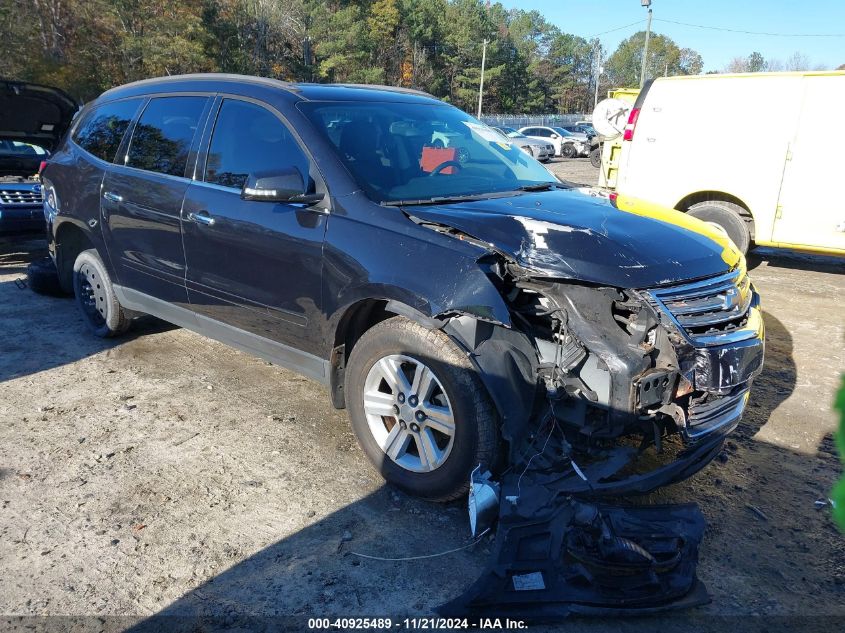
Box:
xmin=442 ymin=477 xmax=709 ymax=620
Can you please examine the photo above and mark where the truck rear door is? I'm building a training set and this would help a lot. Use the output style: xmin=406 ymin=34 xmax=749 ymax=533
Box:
xmin=771 ymin=73 xmax=845 ymax=253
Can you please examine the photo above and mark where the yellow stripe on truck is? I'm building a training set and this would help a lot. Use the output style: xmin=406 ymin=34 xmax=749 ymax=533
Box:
xmin=614 ymin=193 xmax=743 ymax=268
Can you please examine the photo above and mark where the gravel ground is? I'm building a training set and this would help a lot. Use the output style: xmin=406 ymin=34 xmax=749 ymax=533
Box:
xmin=1 ymin=162 xmax=843 ymax=630
xmin=546 ymin=155 xmax=599 ymax=186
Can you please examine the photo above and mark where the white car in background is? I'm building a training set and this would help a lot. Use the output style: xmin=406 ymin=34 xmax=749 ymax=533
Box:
xmin=518 ymin=125 xmax=587 ymax=158
xmin=491 ymin=126 xmax=554 ymax=162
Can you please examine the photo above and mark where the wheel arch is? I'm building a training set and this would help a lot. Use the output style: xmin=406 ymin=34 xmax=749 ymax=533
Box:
xmin=329 ymin=296 xmax=539 ymax=457
xmin=54 ymin=220 xmax=96 ymax=293
xmin=328 ymin=297 xmax=445 ymax=410
xmin=675 ymin=191 xmax=756 ymax=240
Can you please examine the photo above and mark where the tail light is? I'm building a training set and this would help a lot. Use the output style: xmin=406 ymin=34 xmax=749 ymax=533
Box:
xmin=609 ymin=191 xmax=618 ymax=208
xmin=622 ymin=107 xmax=640 ymax=142
xmin=38 ymin=160 xmax=47 ymax=175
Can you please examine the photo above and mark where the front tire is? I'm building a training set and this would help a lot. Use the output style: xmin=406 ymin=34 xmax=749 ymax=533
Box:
xmin=72 ymin=249 xmax=131 ymax=337
xmin=561 ymin=143 xmax=577 ymax=158
xmin=687 ymin=200 xmax=751 ymax=254
xmin=589 ymin=146 xmax=602 ymax=168
xmin=345 ymin=317 xmax=499 ymax=502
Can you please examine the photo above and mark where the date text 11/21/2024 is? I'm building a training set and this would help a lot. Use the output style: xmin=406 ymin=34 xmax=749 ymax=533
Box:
xmin=307 ymin=618 xmax=528 ymax=629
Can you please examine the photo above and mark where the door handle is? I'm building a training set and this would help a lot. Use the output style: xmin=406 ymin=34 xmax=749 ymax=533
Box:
xmin=103 ymin=191 xmax=123 ymax=203
xmin=189 ymin=211 xmax=216 ymax=226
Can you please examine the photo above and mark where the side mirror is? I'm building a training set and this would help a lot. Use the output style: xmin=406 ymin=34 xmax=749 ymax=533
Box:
xmin=550 ymin=133 xmax=559 ymax=139
xmin=241 ymin=168 xmax=324 ymax=204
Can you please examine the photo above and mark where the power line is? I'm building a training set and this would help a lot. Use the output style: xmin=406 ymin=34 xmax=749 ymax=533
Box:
xmin=589 ymin=19 xmax=645 ymax=38
xmin=654 ymin=18 xmax=845 ymax=38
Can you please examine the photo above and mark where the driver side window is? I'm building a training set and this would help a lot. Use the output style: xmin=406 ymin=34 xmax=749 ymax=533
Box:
xmin=205 ymin=99 xmax=310 ymax=191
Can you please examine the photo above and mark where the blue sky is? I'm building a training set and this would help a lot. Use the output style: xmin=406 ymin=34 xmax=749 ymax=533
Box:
xmin=497 ymin=0 xmax=845 ymax=71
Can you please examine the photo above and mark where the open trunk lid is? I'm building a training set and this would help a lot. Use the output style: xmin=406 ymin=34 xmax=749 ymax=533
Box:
xmin=0 ymin=79 xmax=78 ymax=152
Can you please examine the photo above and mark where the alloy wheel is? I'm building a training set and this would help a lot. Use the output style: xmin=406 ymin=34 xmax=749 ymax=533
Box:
xmin=362 ymin=354 xmax=456 ymax=473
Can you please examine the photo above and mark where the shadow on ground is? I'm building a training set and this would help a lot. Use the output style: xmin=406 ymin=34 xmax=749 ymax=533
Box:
xmin=747 ymin=247 xmax=844 ymax=275
xmin=0 ymin=235 xmax=175 ymax=384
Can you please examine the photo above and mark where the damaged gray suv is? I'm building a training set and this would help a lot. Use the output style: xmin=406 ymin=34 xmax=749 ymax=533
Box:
xmin=42 ymin=74 xmax=764 ymax=502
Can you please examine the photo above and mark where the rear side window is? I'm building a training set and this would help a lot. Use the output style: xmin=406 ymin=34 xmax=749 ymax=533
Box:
xmin=126 ymin=96 xmax=207 ymax=177
xmin=72 ymin=99 xmax=142 ymax=162
xmin=204 ymin=99 xmax=310 ymax=191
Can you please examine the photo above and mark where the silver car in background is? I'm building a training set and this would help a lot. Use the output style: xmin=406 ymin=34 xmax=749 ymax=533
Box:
xmin=518 ymin=125 xmax=587 ymax=158
xmin=492 ymin=126 xmax=554 ymax=162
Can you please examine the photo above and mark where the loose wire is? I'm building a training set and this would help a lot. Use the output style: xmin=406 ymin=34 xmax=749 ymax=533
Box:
xmin=349 ymin=528 xmax=491 ymax=561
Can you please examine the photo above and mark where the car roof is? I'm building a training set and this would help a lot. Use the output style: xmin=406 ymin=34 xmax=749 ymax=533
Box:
xmin=97 ymin=73 xmax=441 ymax=105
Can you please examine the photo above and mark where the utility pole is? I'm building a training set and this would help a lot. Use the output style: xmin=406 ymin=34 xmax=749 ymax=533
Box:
xmin=477 ymin=38 xmax=488 ymax=118
xmin=639 ymin=0 xmax=653 ymax=88
xmin=593 ymin=43 xmax=603 ymax=108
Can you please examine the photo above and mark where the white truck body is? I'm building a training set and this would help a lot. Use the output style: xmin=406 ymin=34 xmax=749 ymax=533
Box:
xmin=616 ymin=71 xmax=845 ymax=255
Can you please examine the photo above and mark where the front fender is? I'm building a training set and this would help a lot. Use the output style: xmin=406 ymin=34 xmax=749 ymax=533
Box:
xmin=321 ymin=207 xmax=514 ymax=349
xmin=443 ymin=316 xmax=540 ymax=452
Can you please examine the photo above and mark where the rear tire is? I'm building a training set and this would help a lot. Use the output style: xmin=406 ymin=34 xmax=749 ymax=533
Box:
xmin=687 ymin=200 xmax=751 ymax=254
xmin=345 ymin=316 xmax=499 ymax=502
xmin=27 ymin=256 xmax=65 ymax=296
xmin=589 ymin=146 xmax=602 ymax=168
xmin=72 ymin=249 xmax=131 ymax=337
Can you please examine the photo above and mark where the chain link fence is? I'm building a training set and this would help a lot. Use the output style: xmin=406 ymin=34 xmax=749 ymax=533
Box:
xmin=480 ymin=114 xmax=590 ymax=128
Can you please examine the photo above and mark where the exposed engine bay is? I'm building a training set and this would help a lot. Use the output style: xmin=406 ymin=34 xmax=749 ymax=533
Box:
xmin=0 ymin=174 xmax=40 ymax=184
xmin=442 ymin=250 xmax=764 ymax=497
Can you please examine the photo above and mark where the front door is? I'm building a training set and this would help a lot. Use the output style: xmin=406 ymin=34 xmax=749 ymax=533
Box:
xmin=181 ymin=97 xmax=328 ymax=358
xmin=101 ymin=95 xmax=210 ymax=306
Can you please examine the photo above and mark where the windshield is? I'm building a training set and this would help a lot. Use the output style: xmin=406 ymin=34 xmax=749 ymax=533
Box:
xmin=300 ymin=102 xmax=556 ymax=203
xmin=0 ymin=140 xmax=48 ymax=155
xmin=497 ymin=127 xmax=525 ymax=139
xmin=552 ymin=127 xmax=574 ymax=137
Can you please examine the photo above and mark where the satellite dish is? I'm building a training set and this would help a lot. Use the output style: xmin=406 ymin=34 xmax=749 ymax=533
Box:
xmin=592 ymin=98 xmax=631 ymax=139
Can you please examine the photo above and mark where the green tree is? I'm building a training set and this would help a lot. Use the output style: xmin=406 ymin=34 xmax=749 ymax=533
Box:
xmin=1 ymin=0 xmax=706 ymax=115
xmin=606 ymin=31 xmax=703 ymax=87
xmin=747 ymin=51 xmax=767 ymax=72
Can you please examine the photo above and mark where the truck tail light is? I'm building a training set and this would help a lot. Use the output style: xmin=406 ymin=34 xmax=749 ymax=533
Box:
xmin=622 ymin=108 xmax=640 ymax=141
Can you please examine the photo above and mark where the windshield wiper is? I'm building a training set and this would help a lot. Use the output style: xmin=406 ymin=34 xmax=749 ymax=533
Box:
xmin=515 ymin=182 xmax=564 ymax=192
xmin=381 ymin=192 xmax=509 ymax=207
xmin=381 ymin=184 xmax=566 ymax=207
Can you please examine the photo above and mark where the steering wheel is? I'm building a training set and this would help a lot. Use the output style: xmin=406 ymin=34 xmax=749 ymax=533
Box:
xmin=429 ymin=160 xmax=462 ymax=176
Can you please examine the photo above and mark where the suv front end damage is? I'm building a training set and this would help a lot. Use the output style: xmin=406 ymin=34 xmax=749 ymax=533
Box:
xmin=445 ymin=252 xmax=764 ymax=497
xmin=440 ymin=256 xmax=763 ymax=621
xmin=404 ymin=189 xmax=766 ymax=620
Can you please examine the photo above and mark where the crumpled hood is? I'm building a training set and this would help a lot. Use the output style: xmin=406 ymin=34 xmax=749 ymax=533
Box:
xmin=407 ymin=188 xmax=741 ymax=289
xmin=0 ymin=80 xmax=78 ymax=151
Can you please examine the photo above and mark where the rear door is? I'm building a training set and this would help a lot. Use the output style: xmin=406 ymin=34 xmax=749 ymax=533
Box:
xmin=772 ymin=74 xmax=845 ymax=251
xmin=101 ymin=95 xmax=211 ymax=306
xmin=181 ymin=96 xmax=328 ymax=356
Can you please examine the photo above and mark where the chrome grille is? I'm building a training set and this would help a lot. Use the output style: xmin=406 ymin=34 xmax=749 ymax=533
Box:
xmin=646 ymin=268 xmax=754 ymax=344
xmin=0 ymin=189 xmax=43 ymax=205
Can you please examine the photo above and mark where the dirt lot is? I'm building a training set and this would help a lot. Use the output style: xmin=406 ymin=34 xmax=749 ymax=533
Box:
xmin=1 ymin=158 xmax=843 ymax=630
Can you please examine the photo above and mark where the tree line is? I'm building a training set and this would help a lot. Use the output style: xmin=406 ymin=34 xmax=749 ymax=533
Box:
xmin=2 ymin=1 xmax=836 ymax=113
